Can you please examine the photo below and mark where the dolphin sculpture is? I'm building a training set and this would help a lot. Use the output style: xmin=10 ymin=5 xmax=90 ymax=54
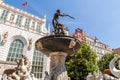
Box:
xmin=109 ymin=54 xmax=120 ymax=78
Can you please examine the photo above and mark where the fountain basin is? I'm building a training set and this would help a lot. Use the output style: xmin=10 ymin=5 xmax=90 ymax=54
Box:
xmin=35 ymin=35 xmax=81 ymax=56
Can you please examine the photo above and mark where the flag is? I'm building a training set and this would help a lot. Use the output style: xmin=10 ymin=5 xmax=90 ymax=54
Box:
xmin=22 ymin=1 xmax=28 ymax=6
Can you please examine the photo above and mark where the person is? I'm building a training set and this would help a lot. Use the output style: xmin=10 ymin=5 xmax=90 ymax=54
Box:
xmin=44 ymin=71 xmax=50 ymax=80
xmin=52 ymin=9 xmax=74 ymax=34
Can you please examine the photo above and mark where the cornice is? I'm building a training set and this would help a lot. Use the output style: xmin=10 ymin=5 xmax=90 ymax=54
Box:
xmin=0 ymin=2 xmax=46 ymax=23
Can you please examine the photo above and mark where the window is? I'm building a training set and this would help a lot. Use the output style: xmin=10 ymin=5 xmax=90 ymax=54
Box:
xmin=16 ymin=15 xmax=22 ymax=25
xmin=31 ymin=21 xmax=35 ymax=30
xmin=31 ymin=48 xmax=44 ymax=79
xmin=36 ymin=23 xmax=42 ymax=33
xmin=0 ymin=9 xmax=9 ymax=20
xmin=24 ymin=18 xmax=31 ymax=30
xmin=6 ymin=39 xmax=24 ymax=62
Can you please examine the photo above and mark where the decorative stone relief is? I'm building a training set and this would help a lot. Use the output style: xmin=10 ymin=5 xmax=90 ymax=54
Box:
xmin=44 ymin=71 xmax=50 ymax=80
xmin=49 ymin=52 xmax=69 ymax=80
xmin=10 ymin=14 xmax=14 ymax=23
xmin=28 ymin=38 xmax=32 ymax=50
xmin=1 ymin=32 xmax=8 ymax=45
xmin=69 ymin=40 xmax=76 ymax=48
xmin=35 ymin=41 xmax=43 ymax=51
xmin=1 ymin=54 xmax=38 ymax=80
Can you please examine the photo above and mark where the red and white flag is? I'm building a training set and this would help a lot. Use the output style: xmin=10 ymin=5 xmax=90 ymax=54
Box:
xmin=22 ymin=1 xmax=28 ymax=6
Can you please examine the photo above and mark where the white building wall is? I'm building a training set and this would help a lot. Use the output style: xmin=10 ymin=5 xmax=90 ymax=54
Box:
xmin=0 ymin=23 xmax=45 ymax=61
xmin=0 ymin=23 xmax=50 ymax=80
xmin=0 ymin=1 xmax=50 ymax=79
xmin=84 ymin=32 xmax=112 ymax=60
xmin=6 ymin=11 xmax=11 ymax=21
xmin=0 ymin=0 xmax=3 ymax=3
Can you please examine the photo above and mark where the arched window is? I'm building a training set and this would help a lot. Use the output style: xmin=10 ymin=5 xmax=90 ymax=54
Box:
xmin=31 ymin=48 xmax=44 ymax=79
xmin=7 ymin=39 xmax=24 ymax=62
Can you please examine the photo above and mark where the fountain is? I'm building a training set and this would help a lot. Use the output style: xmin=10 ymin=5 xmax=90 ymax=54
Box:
xmin=35 ymin=35 xmax=80 ymax=80
xmin=35 ymin=10 xmax=80 ymax=80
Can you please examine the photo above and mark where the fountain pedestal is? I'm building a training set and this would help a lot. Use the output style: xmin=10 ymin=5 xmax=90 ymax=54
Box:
xmin=50 ymin=52 xmax=68 ymax=80
xmin=35 ymin=35 xmax=80 ymax=80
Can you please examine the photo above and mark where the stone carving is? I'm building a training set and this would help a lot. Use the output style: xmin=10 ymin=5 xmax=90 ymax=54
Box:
xmin=49 ymin=52 xmax=69 ymax=80
xmin=1 ymin=32 xmax=8 ymax=45
xmin=35 ymin=27 xmax=81 ymax=80
xmin=109 ymin=54 xmax=120 ymax=78
xmin=69 ymin=40 xmax=76 ymax=48
xmin=86 ymin=73 xmax=104 ymax=80
xmin=35 ymin=41 xmax=43 ymax=50
xmin=44 ymin=71 xmax=50 ymax=80
xmin=87 ymin=73 xmax=95 ymax=80
xmin=10 ymin=14 xmax=14 ymax=23
xmin=28 ymin=38 xmax=32 ymax=50
xmin=1 ymin=54 xmax=38 ymax=80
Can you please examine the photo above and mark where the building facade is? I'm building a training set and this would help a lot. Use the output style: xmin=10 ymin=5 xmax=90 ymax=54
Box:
xmin=0 ymin=0 xmax=50 ymax=79
xmin=113 ymin=48 xmax=120 ymax=54
xmin=71 ymin=28 xmax=112 ymax=60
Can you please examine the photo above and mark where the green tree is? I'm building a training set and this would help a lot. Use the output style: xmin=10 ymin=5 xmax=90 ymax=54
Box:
xmin=98 ymin=52 xmax=119 ymax=74
xmin=66 ymin=42 xmax=98 ymax=80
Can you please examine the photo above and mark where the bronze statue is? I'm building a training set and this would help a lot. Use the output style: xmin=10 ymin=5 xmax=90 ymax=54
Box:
xmin=52 ymin=9 xmax=74 ymax=35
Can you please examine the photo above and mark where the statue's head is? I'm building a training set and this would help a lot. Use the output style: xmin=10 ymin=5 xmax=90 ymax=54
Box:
xmin=57 ymin=9 xmax=60 ymax=13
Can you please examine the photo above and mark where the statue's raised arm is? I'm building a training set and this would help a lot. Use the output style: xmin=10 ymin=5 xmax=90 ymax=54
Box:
xmin=62 ymin=13 xmax=75 ymax=19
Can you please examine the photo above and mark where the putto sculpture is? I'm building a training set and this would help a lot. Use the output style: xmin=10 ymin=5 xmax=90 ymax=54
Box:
xmin=1 ymin=54 xmax=37 ymax=80
xmin=28 ymin=38 xmax=32 ymax=50
xmin=1 ymin=32 xmax=8 ymax=45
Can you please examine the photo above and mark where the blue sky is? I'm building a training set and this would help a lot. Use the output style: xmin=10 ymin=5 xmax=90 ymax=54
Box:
xmin=4 ymin=0 xmax=120 ymax=49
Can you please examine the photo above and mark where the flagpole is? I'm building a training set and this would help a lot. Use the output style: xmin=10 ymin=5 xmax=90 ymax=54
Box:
xmin=25 ymin=0 xmax=28 ymax=12
xmin=21 ymin=3 xmax=25 ymax=11
xmin=22 ymin=0 xmax=29 ymax=12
